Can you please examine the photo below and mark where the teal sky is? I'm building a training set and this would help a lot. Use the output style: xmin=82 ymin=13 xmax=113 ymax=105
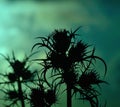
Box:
xmin=0 ymin=0 xmax=120 ymax=107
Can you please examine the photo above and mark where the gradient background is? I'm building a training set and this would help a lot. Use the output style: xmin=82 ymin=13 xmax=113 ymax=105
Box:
xmin=0 ymin=0 xmax=120 ymax=107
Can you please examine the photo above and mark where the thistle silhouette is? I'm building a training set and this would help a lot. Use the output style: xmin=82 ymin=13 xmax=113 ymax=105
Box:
xmin=32 ymin=27 xmax=107 ymax=107
xmin=0 ymin=27 xmax=108 ymax=107
xmin=0 ymin=51 xmax=37 ymax=107
xmin=30 ymin=80 xmax=58 ymax=107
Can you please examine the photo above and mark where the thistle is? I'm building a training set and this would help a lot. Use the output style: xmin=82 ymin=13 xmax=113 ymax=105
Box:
xmin=32 ymin=27 xmax=107 ymax=107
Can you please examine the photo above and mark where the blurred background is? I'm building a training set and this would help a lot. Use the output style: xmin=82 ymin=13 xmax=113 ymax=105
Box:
xmin=0 ymin=0 xmax=120 ymax=107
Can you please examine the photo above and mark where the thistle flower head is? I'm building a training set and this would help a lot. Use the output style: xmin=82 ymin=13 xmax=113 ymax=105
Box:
xmin=45 ymin=88 xmax=58 ymax=106
xmin=7 ymin=90 xmax=18 ymax=100
xmin=30 ymin=88 xmax=45 ymax=107
xmin=78 ymin=70 xmax=103 ymax=90
xmin=68 ymin=40 xmax=89 ymax=62
xmin=51 ymin=29 xmax=70 ymax=53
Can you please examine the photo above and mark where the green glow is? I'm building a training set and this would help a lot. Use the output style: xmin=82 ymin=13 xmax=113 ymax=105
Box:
xmin=0 ymin=0 xmax=119 ymax=107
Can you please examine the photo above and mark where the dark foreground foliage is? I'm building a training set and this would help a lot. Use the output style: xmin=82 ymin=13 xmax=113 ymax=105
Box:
xmin=0 ymin=27 xmax=108 ymax=107
xmin=32 ymin=27 xmax=107 ymax=107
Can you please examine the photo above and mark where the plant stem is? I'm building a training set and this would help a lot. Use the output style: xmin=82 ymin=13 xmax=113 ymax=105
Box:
xmin=67 ymin=84 xmax=72 ymax=107
xmin=17 ymin=78 xmax=25 ymax=107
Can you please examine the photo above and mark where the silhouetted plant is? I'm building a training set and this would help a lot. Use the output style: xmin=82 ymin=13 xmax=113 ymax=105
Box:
xmin=32 ymin=27 xmax=107 ymax=107
xmin=78 ymin=70 xmax=106 ymax=90
xmin=29 ymin=74 xmax=58 ymax=107
xmin=30 ymin=85 xmax=58 ymax=107
xmin=0 ymin=51 xmax=37 ymax=107
xmin=73 ymin=69 xmax=108 ymax=107
xmin=30 ymin=85 xmax=46 ymax=107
